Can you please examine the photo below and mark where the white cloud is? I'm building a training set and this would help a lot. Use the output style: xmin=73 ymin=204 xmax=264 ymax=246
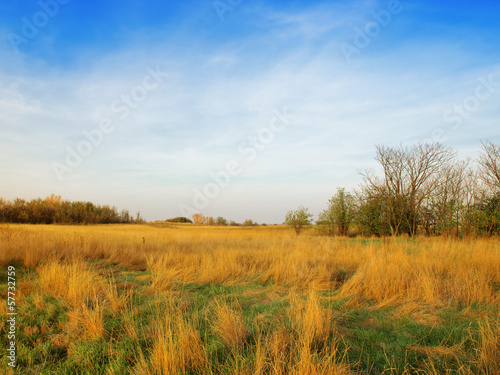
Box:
xmin=1 ymin=2 xmax=499 ymax=222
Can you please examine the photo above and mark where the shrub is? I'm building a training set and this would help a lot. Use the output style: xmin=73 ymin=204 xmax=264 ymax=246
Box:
xmin=166 ymin=217 xmax=193 ymax=223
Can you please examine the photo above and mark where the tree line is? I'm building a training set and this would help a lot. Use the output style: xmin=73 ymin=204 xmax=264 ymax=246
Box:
xmin=190 ymin=214 xmax=263 ymax=226
xmin=164 ymin=215 xmax=269 ymax=226
xmin=0 ymin=194 xmax=143 ymax=224
xmin=287 ymin=141 xmax=500 ymax=237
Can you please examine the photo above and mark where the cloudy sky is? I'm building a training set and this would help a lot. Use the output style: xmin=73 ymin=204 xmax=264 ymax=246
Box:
xmin=1 ymin=0 xmax=499 ymax=223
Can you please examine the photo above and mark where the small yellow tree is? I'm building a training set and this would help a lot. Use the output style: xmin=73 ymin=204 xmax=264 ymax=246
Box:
xmin=44 ymin=194 xmax=62 ymax=206
xmin=192 ymin=213 xmax=206 ymax=225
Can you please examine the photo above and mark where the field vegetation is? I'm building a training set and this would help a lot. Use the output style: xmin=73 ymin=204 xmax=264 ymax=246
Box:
xmin=1 ymin=223 xmax=500 ymax=374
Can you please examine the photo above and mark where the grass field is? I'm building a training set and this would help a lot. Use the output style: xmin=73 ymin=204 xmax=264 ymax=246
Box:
xmin=1 ymin=223 xmax=500 ymax=374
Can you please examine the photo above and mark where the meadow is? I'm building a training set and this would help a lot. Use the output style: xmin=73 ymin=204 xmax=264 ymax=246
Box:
xmin=1 ymin=223 xmax=500 ymax=374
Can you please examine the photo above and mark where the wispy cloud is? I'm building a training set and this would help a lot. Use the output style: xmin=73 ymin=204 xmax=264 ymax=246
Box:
xmin=1 ymin=0 xmax=499 ymax=222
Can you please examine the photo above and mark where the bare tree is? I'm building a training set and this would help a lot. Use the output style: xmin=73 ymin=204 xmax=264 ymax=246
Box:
xmin=360 ymin=142 xmax=455 ymax=236
xmin=460 ymin=168 xmax=488 ymax=236
xmin=431 ymin=159 xmax=469 ymax=236
xmin=478 ymin=141 xmax=500 ymax=191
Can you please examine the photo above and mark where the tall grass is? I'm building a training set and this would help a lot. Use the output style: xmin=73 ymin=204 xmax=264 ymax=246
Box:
xmin=149 ymin=296 xmax=208 ymax=374
xmin=3 ymin=224 xmax=500 ymax=307
xmin=212 ymin=299 xmax=249 ymax=348
xmin=338 ymin=238 xmax=499 ymax=305
xmin=65 ymin=300 xmax=106 ymax=341
xmin=245 ymin=290 xmax=349 ymax=375
xmin=150 ymin=314 xmax=208 ymax=374
xmin=476 ymin=316 xmax=500 ymax=373
xmin=37 ymin=261 xmax=105 ymax=307
xmin=1 ymin=224 xmax=500 ymax=373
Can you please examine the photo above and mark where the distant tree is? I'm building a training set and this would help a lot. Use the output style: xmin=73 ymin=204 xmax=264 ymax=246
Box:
xmin=192 ymin=213 xmax=206 ymax=225
xmin=44 ymin=194 xmax=62 ymax=206
xmin=318 ymin=188 xmax=356 ymax=236
xmin=315 ymin=217 xmax=335 ymax=236
xmin=285 ymin=205 xmax=313 ymax=235
xmin=460 ymin=168 xmax=488 ymax=236
xmin=135 ymin=211 xmax=145 ymax=224
xmin=0 ymin=195 xmax=134 ymax=224
xmin=215 ymin=216 xmax=228 ymax=225
xmin=468 ymin=190 xmax=500 ymax=236
xmin=120 ymin=209 xmax=130 ymax=223
xmin=166 ymin=217 xmax=193 ymax=223
xmin=243 ymin=219 xmax=254 ymax=226
xmin=229 ymin=220 xmax=240 ymax=226
xmin=206 ymin=216 xmax=215 ymax=226
xmin=478 ymin=141 xmax=500 ymax=191
xmin=418 ymin=204 xmax=437 ymax=236
xmin=431 ymin=160 xmax=469 ymax=236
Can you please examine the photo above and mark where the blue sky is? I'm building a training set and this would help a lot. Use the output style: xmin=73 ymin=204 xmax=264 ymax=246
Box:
xmin=1 ymin=0 xmax=499 ymax=223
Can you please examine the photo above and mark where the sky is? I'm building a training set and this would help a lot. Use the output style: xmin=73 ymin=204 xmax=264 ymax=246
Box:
xmin=1 ymin=0 xmax=499 ymax=224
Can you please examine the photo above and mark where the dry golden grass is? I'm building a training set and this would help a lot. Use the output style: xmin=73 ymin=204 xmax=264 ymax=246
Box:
xmin=129 ymin=349 xmax=150 ymax=375
xmin=288 ymin=291 xmax=334 ymax=348
xmin=150 ymin=309 xmax=208 ymax=374
xmin=236 ymin=290 xmax=350 ymax=375
xmin=37 ymin=261 xmax=105 ymax=307
xmin=407 ymin=343 xmax=464 ymax=362
xmin=64 ymin=301 xmax=106 ymax=341
xmin=1 ymin=225 xmax=494 ymax=321
xmin=266 ymin=325 xmax=292 ymax=375
xmin=212 ymin=299 xmax=249 ymax=349
xmin=32 ymin=293 xmax=46 ymax=310
xmin=2 ymin=227 xmax=500 ymax=302
xmin=2 ymin=225 xmax=499 ymax=309
xmin=476 ymin=317 xmax=500 ymax=373
xmin=1 ymin=224 xmax=500 ymax=374
xmin=337 ymin=238 xmax=500 ymax=306
xmin=104 ymin=278 xmax=130 ymax=316
xmin=287 ymin=291 xmax=349 ymax=375
xmin=122 ymin=308 xmax=140 ymax=341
